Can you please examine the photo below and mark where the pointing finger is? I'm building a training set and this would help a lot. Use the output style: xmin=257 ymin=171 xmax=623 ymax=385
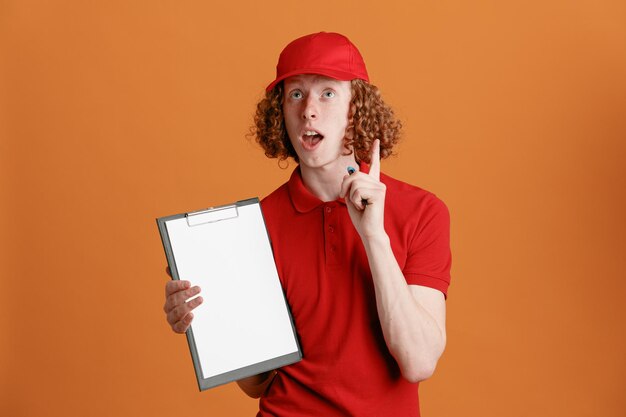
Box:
xmin=369 ymin=139 xmax=381 ymax=180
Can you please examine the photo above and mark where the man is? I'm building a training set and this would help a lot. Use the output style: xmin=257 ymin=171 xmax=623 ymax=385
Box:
xmin=163 ymin=32 xmax=451 ymax=416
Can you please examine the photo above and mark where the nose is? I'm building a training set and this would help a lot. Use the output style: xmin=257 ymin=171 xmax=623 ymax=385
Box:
xmin=302 ymin=95 xmax=317 ymax=120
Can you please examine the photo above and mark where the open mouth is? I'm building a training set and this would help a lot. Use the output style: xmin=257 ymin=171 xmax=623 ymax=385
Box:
xmin=301 ymin=130 xmax=324 ymax=150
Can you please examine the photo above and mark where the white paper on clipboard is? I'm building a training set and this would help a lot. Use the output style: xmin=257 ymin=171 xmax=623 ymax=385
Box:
xmin=157 ymin=198 xmax=301 ymax=390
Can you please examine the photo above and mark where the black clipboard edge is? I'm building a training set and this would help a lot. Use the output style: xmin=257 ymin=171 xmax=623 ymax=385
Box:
xmin=198 ymin=350 xmax=302 ymax=391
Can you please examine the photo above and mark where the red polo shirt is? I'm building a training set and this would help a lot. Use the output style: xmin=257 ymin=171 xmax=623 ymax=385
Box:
xmin=258 ymin=166 xmax=451 ymax=417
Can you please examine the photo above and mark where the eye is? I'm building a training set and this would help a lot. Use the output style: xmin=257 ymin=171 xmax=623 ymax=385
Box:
xmin=289 ymin=90 xmax=303 ymax=99
xmin=322 ymin=90 xmax=335 ymax=98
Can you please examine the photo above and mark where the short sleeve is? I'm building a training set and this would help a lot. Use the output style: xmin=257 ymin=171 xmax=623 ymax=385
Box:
xmin=403 ymin=197 xmax=452 ymax=298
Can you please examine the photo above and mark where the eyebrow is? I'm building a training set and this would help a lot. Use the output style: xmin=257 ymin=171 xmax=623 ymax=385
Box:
xmin=285 ymin=83 xmax=342 ymax=94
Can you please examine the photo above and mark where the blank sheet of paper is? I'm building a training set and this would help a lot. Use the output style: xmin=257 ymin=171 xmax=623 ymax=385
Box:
xmin=158 ymin=199 xmax=301 ymax=390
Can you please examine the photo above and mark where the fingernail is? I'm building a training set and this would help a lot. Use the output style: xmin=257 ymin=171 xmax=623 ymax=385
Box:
xmin=347 ymin=166 xmax=356 ymax=175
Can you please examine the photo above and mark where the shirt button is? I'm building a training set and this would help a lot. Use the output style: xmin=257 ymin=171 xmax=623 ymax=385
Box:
xmin=325 ymin=206 xmax=332 ymax=213
xmin=329 ymin=226 xmax=334 ymax=233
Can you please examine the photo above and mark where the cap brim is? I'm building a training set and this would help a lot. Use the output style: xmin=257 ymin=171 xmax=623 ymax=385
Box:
xmin=266 ymin=67 xmax=369 ymax=92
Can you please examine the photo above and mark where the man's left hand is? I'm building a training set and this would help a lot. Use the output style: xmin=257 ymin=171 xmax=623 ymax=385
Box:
xmin=340 ymin=139 xmax=386 ymax=239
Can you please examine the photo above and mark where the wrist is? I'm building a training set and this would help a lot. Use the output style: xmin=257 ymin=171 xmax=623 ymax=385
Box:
xmin=362 ymin=231 xmax=390 ymax=249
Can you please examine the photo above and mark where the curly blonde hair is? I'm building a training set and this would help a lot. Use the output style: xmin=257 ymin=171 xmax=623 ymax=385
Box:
xmin=251 ymin=79 xmax=402 ymax=164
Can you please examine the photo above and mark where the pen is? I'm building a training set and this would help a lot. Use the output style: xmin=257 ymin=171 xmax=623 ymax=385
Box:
xmin=347 ymin=166 xmax=369 ymax=207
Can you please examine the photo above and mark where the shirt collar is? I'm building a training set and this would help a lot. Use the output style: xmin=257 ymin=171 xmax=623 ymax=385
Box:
xmin=287 ymin=162 xmax=371 ymax=213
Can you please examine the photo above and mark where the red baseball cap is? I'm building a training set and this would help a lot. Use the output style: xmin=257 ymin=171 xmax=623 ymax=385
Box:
xmin=266 ymin=32 xmax=369 ymax=92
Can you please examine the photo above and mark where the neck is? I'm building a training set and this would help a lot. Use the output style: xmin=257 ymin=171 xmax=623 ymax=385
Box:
xmin=300 ymin=158 xmax=357 ymax=202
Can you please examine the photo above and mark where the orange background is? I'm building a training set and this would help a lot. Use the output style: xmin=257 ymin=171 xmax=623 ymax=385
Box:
xmin=1 ymin=1 xmax=625 ymax=416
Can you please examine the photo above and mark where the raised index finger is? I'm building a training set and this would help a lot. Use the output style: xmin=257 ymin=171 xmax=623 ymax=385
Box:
xmin=369 ymin=139 xmax=381 ymax=180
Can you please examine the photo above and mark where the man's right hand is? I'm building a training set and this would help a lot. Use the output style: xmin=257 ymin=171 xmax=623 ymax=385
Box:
xmin=163 ymin=267 xmax=203 ymax=333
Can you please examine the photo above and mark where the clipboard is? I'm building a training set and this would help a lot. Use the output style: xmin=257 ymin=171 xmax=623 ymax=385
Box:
xmin=157 ymin=198 xmax=302 ymax=390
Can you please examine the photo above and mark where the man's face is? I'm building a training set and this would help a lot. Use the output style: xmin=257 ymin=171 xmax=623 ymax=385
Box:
xmin=282 ymin=74 xmax=354 ymax=171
